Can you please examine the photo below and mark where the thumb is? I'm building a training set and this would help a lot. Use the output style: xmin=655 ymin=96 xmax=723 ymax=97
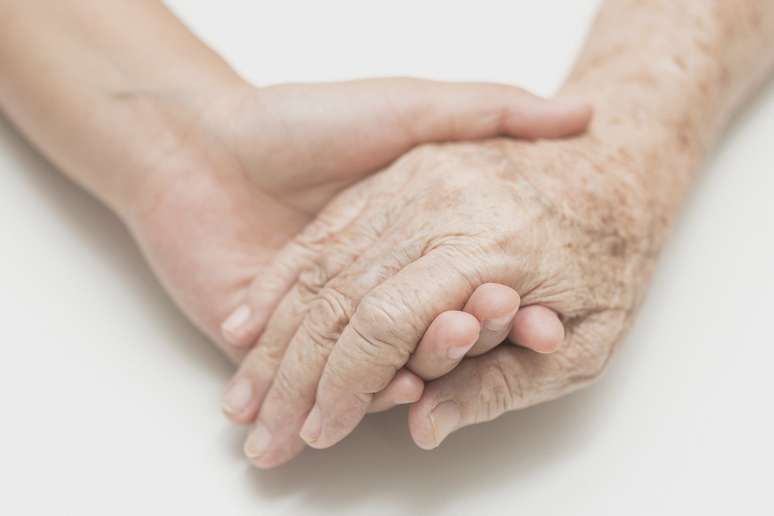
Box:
xmin=363 ymin=77 xmax=592 ymax=143
xmin=407 ymin=313 xmax=615 ymax=450
xmin=255 ymin=78 xmax=590 ymax=185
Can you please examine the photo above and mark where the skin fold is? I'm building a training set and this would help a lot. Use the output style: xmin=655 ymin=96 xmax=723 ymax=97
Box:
xmin=0 ymin=1 xmax=586 ymax=450
xmin=231 ymin=0 xmax=774 ymax=466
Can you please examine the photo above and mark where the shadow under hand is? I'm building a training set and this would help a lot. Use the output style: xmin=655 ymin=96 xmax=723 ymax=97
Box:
xmin=244 ymin=372 xmax=622 ymax=514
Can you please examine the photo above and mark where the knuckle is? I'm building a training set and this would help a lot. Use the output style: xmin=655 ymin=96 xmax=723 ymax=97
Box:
xmin=558 ymin=312 xmax=625 ymax=384
xmin=310 ymin=287 xmax=354 ymax=331
xmin=300 ymin=294 xmax=351 ymax=356
xmin=365 ymin=292 xmax=422 ymax=342
xmin=321 ymin=285 xmax=355 ymax=315
xmin=326 ymin=333 xmax=397 ymax=394
xmin=243 ymin=344 xmax=282 ymax=374
xmin=269 ymin=367 xmax=298 ymax=401
xmin=474 ymin=359 xmax=519 ymax=423
xmin=296 ymin=259 xmax=333 ymax=304
xmin=549 ymin=341 xmax=608 ymax=394
xmin=351 ymin=296 xmax=414 ymax=361
xmin=293 ymin=216 xmax=334 ymax=252
xmin=565 ymin=344 xmax=609 ymax=383
xmin=301 ymin=287 xmax=353 ymax=356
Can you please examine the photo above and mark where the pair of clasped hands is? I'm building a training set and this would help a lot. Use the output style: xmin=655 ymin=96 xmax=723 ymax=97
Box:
xmin=129 ymin=78 xmax=595 ymax=469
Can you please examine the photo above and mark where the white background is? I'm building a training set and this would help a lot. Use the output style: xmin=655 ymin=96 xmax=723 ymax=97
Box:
xmin=1 ymin=1 xmax=772 ymax=514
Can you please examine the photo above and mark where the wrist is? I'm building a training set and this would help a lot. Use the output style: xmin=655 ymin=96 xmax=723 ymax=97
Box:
xmin=550 ymin=52 xmax=724 ymax=232
xmin=0 ymin=0 xmax=250 ymax=221
xmin=551 ymin=0 xmax=774 ymax=210
xmin=491 ymin=117 xmax=692 ymax=256
xmin=102 ymin=77 xmax=253 ymax=222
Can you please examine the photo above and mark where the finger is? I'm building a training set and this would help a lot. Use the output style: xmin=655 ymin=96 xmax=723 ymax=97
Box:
xmin=405 ymin=284 xmax=520 ymax=381
xmin=408 ymin=313 xmax=611 ymax=450
xmin=377 ymin=79 xmax=593 ymax=140
xmin=244 ymin=369 xmax=424 ymax=470
xmin=244 ymin=369 xmax=425 ymax=469
xmin=463 ymin=283 xmax=521 ymax=356
xmin=408 ymin=346 xmax=569 ymax=450
xmin=368 ymin=369 xmax=424 ymax=413
xmin=337 ymin=78 xmax=593 ymax=142
xmin=223 ymin=255 xmax=335 ymax=424
xmin=219 ymin=186 xmax=371 ymax=351
xmin=406 ymin=311 xmax=481 ymax=380
xmin=261 ymin=79 xmax=591 ymax=196
xmin=222 ymin=246 xmax=364 ymax=425
xmin=510 ymin=305 xmax=565 ymax=354
xmin=408 ymin=346 xmax=542 ymax=450
xmin=243 ymin=230 xmax=429 ymax=467
xmin=243 ymin=368 xmax=423 ymax=470
xmin=222 ymin=216 xmax=382 ymax=424
xmin=219 ymin=241 xmax=313 ymax=350
xmin=299 ymin=247 xmax=483 ymax=450
xmin=220 ymin=177 xmax=388 ymax=425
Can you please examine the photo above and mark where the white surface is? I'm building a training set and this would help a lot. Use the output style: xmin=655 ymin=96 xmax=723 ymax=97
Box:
xmin=1 ymin=1 xmax=772 ymax=514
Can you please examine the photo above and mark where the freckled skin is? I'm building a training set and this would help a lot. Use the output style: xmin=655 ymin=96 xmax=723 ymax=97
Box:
xmin=407 ymin=0 xmax=774 ymax=450
xmin=233 ymin=0 xmax=774 ymax=463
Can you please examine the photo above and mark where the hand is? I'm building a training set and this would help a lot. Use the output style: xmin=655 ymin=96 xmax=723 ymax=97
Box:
xmin=229 ymin=122 xmax=664 ymax=467
xmin=121 ymin=78 xmax=590 ymax=411
xmin=405 ymin=136 xmax=661 ymax=449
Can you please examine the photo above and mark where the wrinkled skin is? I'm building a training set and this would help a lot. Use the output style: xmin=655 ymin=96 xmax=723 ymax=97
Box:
xmin=236 ymin=134 xmax=660 ymax=466
xmin=120 ymin=79 xmax=589 ymax=417
xmin=124 ymin=80 xmax=587 ymax=360
xmin=407 ymin=136 xmax=664 ymax=449
xmin=236 ymin=0 xmax=774 ymax=465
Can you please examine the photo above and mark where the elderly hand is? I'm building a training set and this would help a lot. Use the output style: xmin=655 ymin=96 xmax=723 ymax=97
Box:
xmin=229 ymin=116 xmax=675 ymax=467
xmin=229 ymin=0 xmax=774 ymax=465
xmin=404 ymin=135 xmax=668 ymax=449
xmin=110 ymin=78 xmax=588 ymax=432
xmin=126 ymin=77 xmax=589 ymax=360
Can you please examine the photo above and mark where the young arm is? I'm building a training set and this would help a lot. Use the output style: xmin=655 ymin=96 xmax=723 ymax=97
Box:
xmin=0 ymin=0 xmax=245 ymax=216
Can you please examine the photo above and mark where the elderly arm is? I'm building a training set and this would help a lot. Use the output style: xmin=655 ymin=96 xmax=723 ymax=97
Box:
xmin=409 ymin=0 xmax=774 ymax=448
xmin=231 ymin=0 xmax=774 ymax=462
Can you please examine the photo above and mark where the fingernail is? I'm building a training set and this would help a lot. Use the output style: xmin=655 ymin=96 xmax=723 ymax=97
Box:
xmin=447 ymin=342 xmax=475 ymax=360
xmin=222 ymin=378 xmax=254 ymax=416
xmin=244 ymin=423 xmax=272 ymax=460
xmin=428 ymin=401 xmax=461 ymax=448
xmin=483 ymin=310 xmax=518 ymax=332
xmin=221 ymin=305 xmax=251 ymax=342
xmin=395 ymin=392 xmax=421 ymax=404
xmin=299 ymin=405 xmax=322 ymax=444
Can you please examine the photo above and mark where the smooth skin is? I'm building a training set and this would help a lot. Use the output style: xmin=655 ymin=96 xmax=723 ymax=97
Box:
xmin=232 ymin=0 xmax=774 ymax=467
xmin=0 ymin=0 xmax=580 ymax=446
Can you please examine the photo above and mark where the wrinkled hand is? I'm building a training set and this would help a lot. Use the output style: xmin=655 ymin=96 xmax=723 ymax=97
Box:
xmin=121 ymin=78 xmax=589 ymax=416
xmin=234 ymin=134 xmax=659 ymax=467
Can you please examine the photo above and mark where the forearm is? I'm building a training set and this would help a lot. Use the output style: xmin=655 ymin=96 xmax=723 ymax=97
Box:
xmin=0 ymin=0 xmax=245 ymax=215
xmin=566 ymin=1 xmax=774 ymax=138
xmin=561 ymin=0 xmax=774 ymax=202
xmin=498 ymin=0 xmax=774 ymax=253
